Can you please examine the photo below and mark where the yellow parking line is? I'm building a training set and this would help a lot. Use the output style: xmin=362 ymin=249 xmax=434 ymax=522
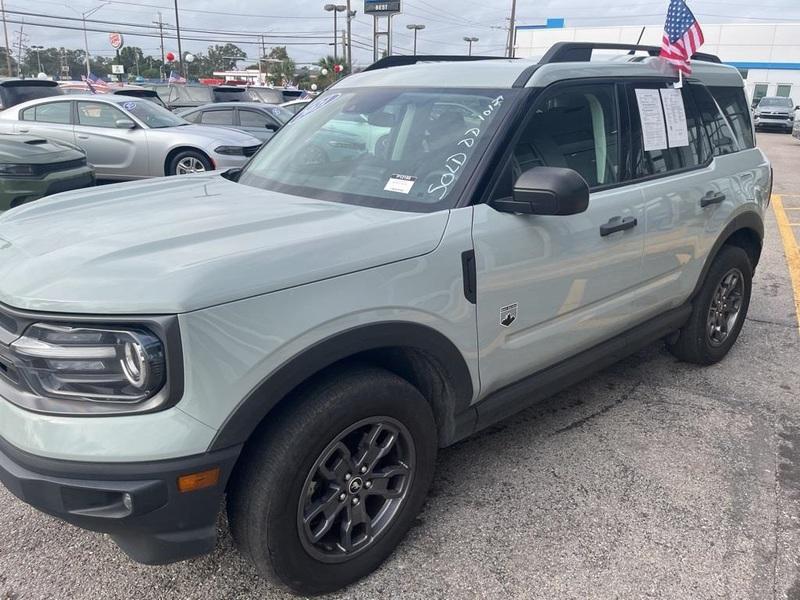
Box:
xmin=772 ymin=195 xmax=800 ymax=334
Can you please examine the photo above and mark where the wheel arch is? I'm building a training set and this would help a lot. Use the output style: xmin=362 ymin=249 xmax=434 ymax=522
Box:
xmin=163 ymin=146 xmax=213 ymax=176
xmin=691 ymin=211 xmax=764 ymax=299
xmin=208 ymin=322 xmax=476 ymax=453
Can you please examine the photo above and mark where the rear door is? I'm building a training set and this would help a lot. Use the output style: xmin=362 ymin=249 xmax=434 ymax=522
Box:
xmin=16 ymin=100 xmax=75 ymax=145
xmin=473 ymin=82 xmax=646 ymax=397
xmin=199 ymin=108 xmax=236 ymax=129
xmin=236 ymin=108 xmax=280 ymax=141
xmin=74 ymin=100 xmax=147 ymax=179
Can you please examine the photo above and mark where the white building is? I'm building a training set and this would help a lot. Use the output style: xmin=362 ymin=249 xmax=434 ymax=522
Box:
xmin=515 ymin=19 xmax=800 ymax=105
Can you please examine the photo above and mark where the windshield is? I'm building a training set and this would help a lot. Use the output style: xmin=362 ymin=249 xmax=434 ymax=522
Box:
xmin=1 ymin=84 xmax=61 ymax=108
xmin=176 ymin=86 xmax=214 ymax=102
xmin=248 ymin=88 xmax=284 ymax=104
xmin=116 ymin=99 xmax=186 ymax=128
xmin=239 ymin=87 xmax=516 ymax=212
xmin=758 ymin=97 xmax=793 ymax=108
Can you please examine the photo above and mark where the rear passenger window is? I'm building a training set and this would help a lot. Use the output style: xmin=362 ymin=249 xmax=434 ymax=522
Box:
xmin=707 ymin=86 xmax=754 ymax=150
xmin=201 ymin=110 xmax=234 ymax=125
xmin=514 ymin=83 xmax=620 ymax=188
xmin=691 ymin=85 xmax=738 ymax=156
xmin=624 ymin=82 xmax=710 ymax=180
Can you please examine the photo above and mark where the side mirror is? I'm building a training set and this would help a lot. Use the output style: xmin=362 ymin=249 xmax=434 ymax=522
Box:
xmin=115 ymin=119 xmax=136 ymax=130
xmin=265 ymin=123 xmax=279 ymax=131
xmin=491 ymin=167 xmax=590 ymax=216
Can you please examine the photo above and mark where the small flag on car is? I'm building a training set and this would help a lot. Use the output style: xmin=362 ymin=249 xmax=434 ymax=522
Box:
xmin=660 ymin=0 xmax=705 ymax=76
xmin=168 ymin=70 xmax=187 ymax=84
xmin=81 ymin=72 xmax=110 ymax=92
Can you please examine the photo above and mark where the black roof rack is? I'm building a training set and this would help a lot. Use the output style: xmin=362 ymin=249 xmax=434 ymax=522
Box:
xmin=538 ymin=42 xmax=721 ymax=65
xmin=364 ymin=55 xmax=512 ymax=72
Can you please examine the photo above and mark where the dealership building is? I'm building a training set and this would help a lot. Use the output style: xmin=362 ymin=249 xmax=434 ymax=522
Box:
xmin=515 ymin=19 xmax=800 ymax=105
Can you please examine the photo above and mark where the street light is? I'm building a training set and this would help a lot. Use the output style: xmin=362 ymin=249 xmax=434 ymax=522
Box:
xmin=65 ymin=2 xmax=108 ymax=77
xmin=463 ymin=36 xmax=479 ymax=56
xmin=406 ymin=24 xmax=425 ymax=55
xmin=324 ymin=4 xmax=346 ymax=65
xmin=30 ymin=45 xmax=43 ymax=74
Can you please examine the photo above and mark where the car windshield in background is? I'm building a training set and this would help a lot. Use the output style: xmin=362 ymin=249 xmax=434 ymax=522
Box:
xmin=116 ymin=99 xmax=186 ymax=128
xmin=239 ymin=87 xmax=517 ymax=212
xmin=267 ymin=105 xmax=294 ymax=124
xmin=177 ymin=86 xmax=214 ymax=102
xmin=2 ymin=85 xmax=61 ymax=106
xmin=759 ymin=97 xmax=793 ymax=108
xmin=248 ymin=88 xmax=284 ymax=104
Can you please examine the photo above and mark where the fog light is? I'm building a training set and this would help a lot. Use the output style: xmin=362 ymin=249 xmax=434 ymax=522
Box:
xmin=122 ymin=492 xmax=133 ymax=512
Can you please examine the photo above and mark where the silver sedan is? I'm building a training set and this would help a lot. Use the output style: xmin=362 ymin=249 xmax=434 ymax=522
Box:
xmin=0 ymin=95 xmax=263 ymax=179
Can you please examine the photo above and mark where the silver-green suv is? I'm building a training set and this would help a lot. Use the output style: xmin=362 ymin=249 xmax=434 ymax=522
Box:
xmin=0 ymin=43 xmax=771 ymax=595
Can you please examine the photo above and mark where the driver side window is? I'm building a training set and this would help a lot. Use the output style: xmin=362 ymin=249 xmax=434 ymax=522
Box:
xmin=492 ymin=83 xmax=620 ymax=200
xmin=76 ymin=102 xmax=127 ymax=128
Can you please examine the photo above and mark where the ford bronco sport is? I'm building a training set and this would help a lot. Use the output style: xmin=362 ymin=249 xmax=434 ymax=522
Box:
xmin=0 ymin=43 xmax=771 ymax=595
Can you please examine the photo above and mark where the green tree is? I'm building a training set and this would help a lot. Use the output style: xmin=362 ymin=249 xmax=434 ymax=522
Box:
xmin=265 ymin=46 xmax=296 ymax=85
xmin=206 ymin=43 xmax=247 ymax=71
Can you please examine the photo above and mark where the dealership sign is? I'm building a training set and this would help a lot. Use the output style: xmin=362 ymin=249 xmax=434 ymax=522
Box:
xmin=364 ymin=0 xmax=401 ymax=14
xmin=109 ymin=32 xmax=124 ymax=50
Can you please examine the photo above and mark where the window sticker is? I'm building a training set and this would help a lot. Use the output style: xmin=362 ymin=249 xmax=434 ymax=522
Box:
xmin=384 ymin=174 xmax=417 ymax=194
xmin=123 ymin=101 xmax=137 ymax=111
xmin=660 ymin=88 xmax=689 ymax=148
xmin=635 ymin=89 xmax=668 ymax=152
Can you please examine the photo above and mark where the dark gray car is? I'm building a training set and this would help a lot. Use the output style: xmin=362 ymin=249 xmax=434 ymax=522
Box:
xmin=177 ymin=102 xmax=293 ymax=142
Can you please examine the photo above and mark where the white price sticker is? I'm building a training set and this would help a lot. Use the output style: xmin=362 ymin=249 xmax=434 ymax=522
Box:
xmin=660 ymin=88 xmax=690 ymax=148
xmin=384 ymin=174 xmax=417 ymax=194
xmin=635 ymin=88 xmax=668 ymax=152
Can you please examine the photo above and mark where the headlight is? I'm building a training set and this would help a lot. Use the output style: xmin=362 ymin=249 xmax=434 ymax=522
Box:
xmin=0 ymin=163 xmax=36 ymax=177
xmin=214 ymin=145 xmax=245 ymax=156
xmin=10 ymin=324 xmax=166 ymax=403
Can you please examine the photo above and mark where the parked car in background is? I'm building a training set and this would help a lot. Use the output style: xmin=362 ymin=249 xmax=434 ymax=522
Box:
xmin=0 ymin=79 xmax=62 ymax=110
xmin=754 ymin=96 xmax=797 ymax=133
xmin=281 ymin=98 xmax=312 ymax=114
xmin=178 ymin=102 xmax=292 ymax=142
xmin=0 ymin=95 xmax=262 ymax=179
xmin=0 ymin=133 xmax=94 ymax=211
xmin=59 ymin=83 xmax=168 ymax=108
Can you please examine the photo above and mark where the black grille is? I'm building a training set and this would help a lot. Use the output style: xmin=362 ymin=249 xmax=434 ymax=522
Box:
xmin=242 ymin=145 xmax=261 ymax=157
xmin=32 ymin=158 xmax=87 ymax=177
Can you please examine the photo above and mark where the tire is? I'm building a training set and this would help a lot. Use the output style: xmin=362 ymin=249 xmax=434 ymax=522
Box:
xmin=667 ymin=245 xmax=752 ymax=365
xmin=167 ymin=150 xmax=212 ymax=176
xmin=227 ymin=366 xmax=438 ymax=595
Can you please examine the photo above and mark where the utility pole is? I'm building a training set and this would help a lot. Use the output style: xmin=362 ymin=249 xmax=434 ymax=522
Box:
xmin=259 ymin=34 xmax=267 ymax=85
xmin=153 ymin=13 xmax=165 ymax=79
xmin=506 ymin=0 xmax=517 ymax=58
xmin=15 ymin=21 xmax=24 ymax=77
xmin=173 ymin=0 xmax=184 ymax=78
xmin=0 ymin=0 xmax=11 ymax=77
xmin=345 ymin=0 xmax=352 ymax=73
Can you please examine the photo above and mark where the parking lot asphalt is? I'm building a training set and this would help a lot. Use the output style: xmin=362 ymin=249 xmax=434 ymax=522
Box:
xmin=1 ymin=133 xmax=800 ymax=600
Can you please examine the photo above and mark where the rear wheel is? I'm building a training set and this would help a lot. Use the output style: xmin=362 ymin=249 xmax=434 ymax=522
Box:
xmin=227 ymin=366 xmax=437 ymax=595
xmin=667 ymin=245 xmax=752 ymax=365
xmin=168 ymin=150 xmax=212 ymax=176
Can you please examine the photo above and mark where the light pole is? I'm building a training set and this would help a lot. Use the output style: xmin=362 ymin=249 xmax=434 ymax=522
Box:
xmin=173 ymin=0 xmax=184 ymax=78
xmin=406 ymin=24 xmax=425 ymax=55
xmin=31 ymin=44 xmax=43 ymax=73
xmin=324 ymin=4 xmax=346 ymax=65
xmin=346 ymin=2 xmax=356 ymax=74
xmin=65 ymin=3 xmax=108 ymax=77
xmin=463 ymin=36 xmax=479 ymax=56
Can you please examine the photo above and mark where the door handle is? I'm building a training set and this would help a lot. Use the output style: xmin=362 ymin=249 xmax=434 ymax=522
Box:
xmin=18 ymin=128 xmax=29 ymax=133
xmin=600 ymin=216 xmax=637 ymax=237
xmin=77 ymin=135 xmax=90 ymax=140
xmin=701 ymin=191 xmax=726 ymax=208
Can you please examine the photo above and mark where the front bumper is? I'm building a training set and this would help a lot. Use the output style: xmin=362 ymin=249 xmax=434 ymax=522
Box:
xmin=0 ymin=434 xmax=241 ymax=564
xmin=755 ymin=117 xmax=794 ymax=131
xmin=0 ymin=165 xmax=95 ymax=211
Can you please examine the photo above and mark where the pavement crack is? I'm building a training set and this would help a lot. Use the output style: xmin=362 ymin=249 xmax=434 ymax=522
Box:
xmin=746 ymin=317 xmax=799 ymax=329
xmin=551 ymin=380 xmax=642 ymax=435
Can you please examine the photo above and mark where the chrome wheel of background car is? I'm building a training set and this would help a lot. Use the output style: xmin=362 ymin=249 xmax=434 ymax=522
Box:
xmin=175 ymin=157 xmax=206 ymax=175
xmin=707 ymin=267 xmax=744 ymax=347
xmin=297 ymin=416 xmax=415 ymax=563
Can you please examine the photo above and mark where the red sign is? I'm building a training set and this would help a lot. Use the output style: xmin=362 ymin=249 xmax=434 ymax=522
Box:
xmin=109 ymin=32 xmax=124 ymax=50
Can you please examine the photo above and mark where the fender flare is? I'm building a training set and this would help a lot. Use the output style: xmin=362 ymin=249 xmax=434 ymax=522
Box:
xmin=208 ymin=321 xmax=474 ymax=452
xmin=690 ymin=210 xmax=764 ymax=299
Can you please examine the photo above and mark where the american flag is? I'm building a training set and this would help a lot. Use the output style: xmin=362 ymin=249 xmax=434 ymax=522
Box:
xmin=81 ymin=72 xmax=110 ymax=92
xmin=660 ymin=0 xmax=704 ymax=75
xmin=168 ymin=70 xmax=187 ymax=84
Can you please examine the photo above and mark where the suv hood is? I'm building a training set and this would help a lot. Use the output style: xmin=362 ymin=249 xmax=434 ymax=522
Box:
xmin=0 ymin=134 xmax=85 ymax=163
xmin=0 ymin=174 xmax=449 ymax=314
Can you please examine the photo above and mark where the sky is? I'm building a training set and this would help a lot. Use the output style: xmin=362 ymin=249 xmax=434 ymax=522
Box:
xmin=2 ymin=0 xmax=799 ymax=69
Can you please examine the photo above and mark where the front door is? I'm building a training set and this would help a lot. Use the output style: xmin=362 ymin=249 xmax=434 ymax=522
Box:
xmin=473 ymin=82 xmax=647 ymax=398
xmin=74 ymin=101 xmax=146 ymax=179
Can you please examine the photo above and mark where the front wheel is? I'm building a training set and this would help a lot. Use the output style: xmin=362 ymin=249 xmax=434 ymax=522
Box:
xmin=667 ymin=245 xmax=753 ymax=365
xmin=227 ymin=366 xmax=438 ymax=595
xmin=168 ymin=150 xmax=212 ymax=176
